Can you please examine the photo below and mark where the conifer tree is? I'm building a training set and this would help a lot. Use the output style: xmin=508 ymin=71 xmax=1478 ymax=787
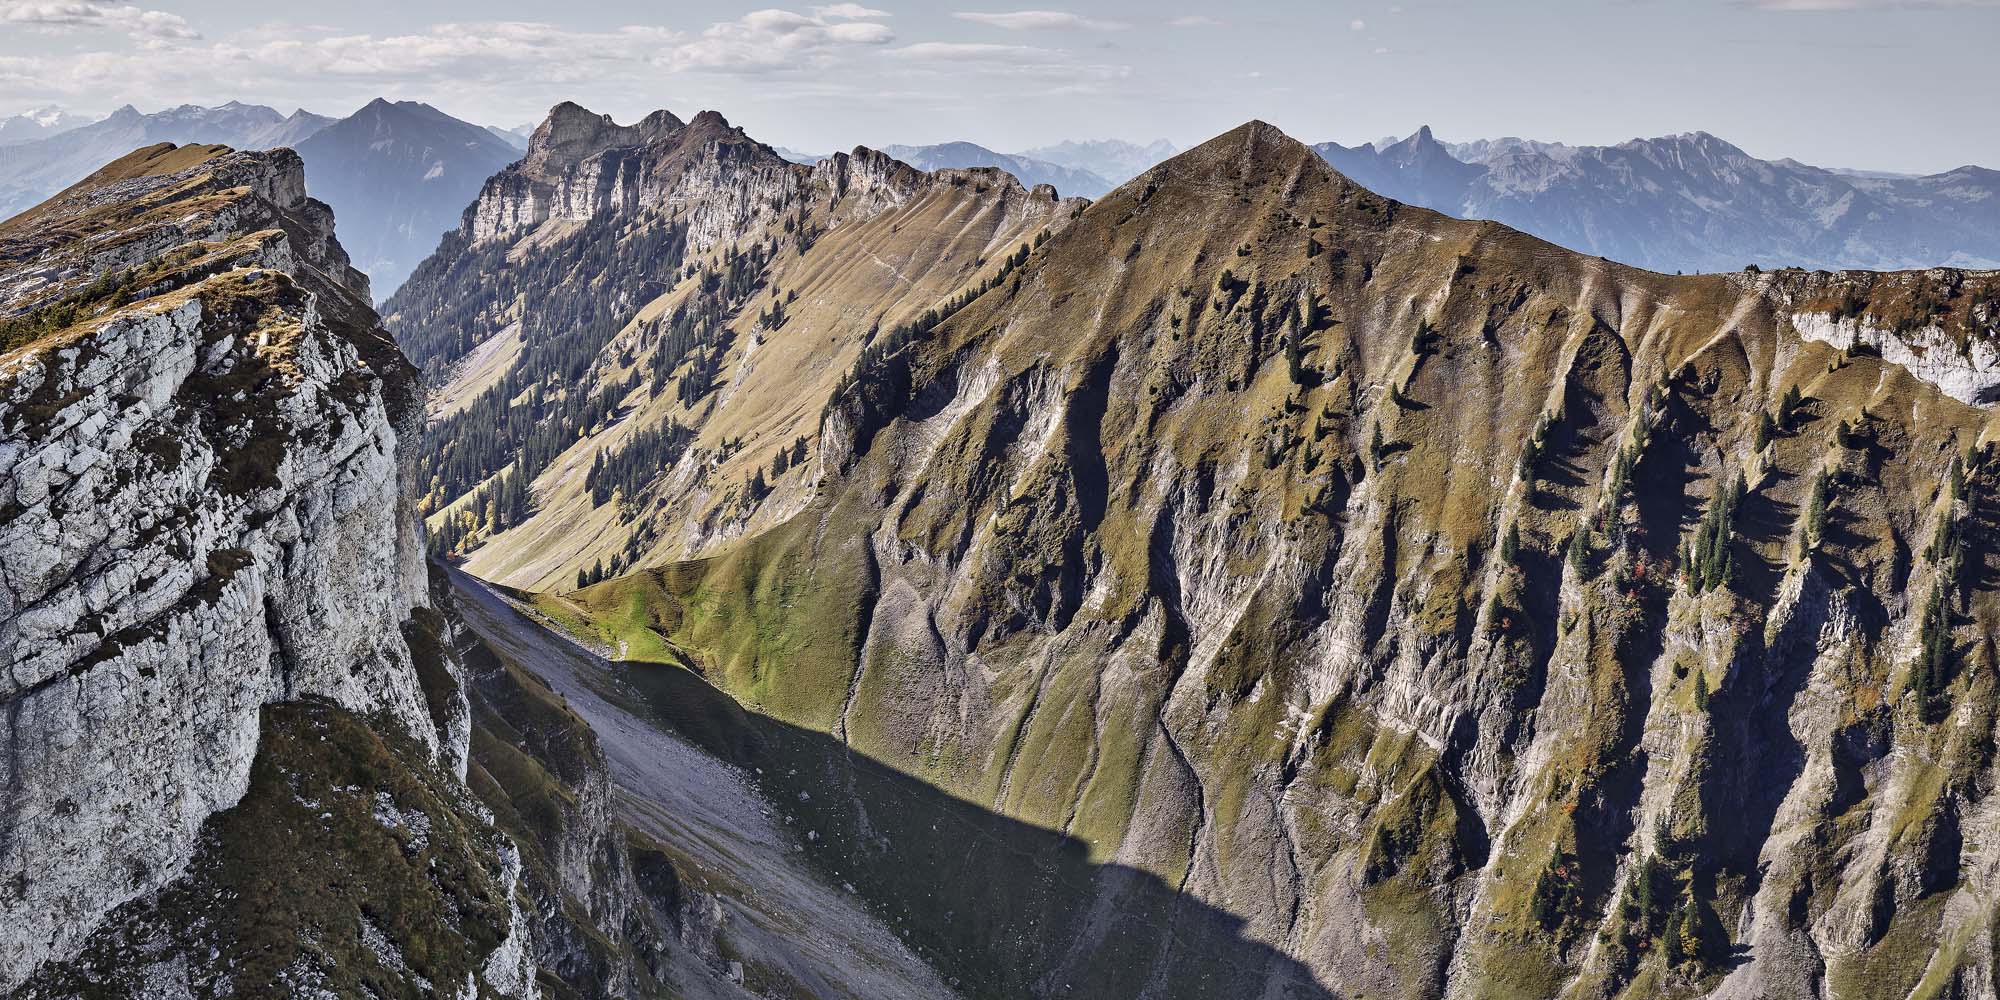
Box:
xmin=1803 ymin=467 xmax=1830 ymax=549
xmin=1913 ymin=582 xmax=1952 ymax=720
xmin=1567 ymin=528 xmax=1591 ymax=574
xmin=1689 ymin=473 xmax=1744 ymax=592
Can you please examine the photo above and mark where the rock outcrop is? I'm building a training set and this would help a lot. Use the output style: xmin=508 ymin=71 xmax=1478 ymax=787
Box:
xmin=0 ymin=143 xmax=530 ymax=994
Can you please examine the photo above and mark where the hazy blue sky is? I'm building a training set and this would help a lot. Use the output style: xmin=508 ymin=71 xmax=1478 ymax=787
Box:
xmin=0 ymin=0 xmax=1995 ymax=173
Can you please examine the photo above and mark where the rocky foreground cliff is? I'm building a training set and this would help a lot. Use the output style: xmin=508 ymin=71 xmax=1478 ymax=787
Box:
xmin=0 ymin=143 xmax=772 ymax=998
xmin=404 ymin=113 xmax=2000 ymax=1000
xmin=0 ymin=141 xmax=479 ymax=988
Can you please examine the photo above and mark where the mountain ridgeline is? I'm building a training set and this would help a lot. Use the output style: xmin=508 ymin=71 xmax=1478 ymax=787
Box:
xmin=378 ymin=101 xmax=2000 ymax=1000
xmin=385 ymin=101 xmax=1083 ymax=587
xmin=0 ymin=100 xmax=528 ymax=301
xmin=1315 ymin=126 xmax=2000 ymax=274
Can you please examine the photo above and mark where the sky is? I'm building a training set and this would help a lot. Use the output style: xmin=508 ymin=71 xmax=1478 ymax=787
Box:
xmin=0 ymin=0 xmax=1996 ymax=174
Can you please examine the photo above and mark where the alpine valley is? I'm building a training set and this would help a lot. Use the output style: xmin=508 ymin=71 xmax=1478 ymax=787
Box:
xmin=5 ymin=91 xmax=2000 ymax=1000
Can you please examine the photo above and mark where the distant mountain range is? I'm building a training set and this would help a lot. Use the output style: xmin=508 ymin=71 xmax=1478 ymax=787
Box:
xmin=485 ymin=125 xmax=530 ymax=151
xmin=8 ymin=100 xmax=1998 ymax=291
xmin=0 ymin=102 xmax=333 ymax=220
xmin=1314 ymin=126 xmax=2000 ymax=273
xmin=0 ymin=107 xmax=88 ymax=146
xmin=297 ymin=99 xmax=523 ymax=299
xmin=1020 ymin=138 xmax=1179 ymax=184
xmin=876 ymin=142 xmax=1117 ymax=198
xmin=777 ymin=138 xmax=1178 ymax=198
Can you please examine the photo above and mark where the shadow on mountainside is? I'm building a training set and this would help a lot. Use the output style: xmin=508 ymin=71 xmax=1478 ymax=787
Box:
xmin=448 ymin=571 xmax=1334 ymax=1000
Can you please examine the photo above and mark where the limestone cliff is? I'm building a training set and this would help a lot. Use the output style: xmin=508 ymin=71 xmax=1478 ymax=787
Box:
xmin=0 ymin=143 xmax=533 ymax=994
xmin=387 ymin=102 xmax=1084 ymax=590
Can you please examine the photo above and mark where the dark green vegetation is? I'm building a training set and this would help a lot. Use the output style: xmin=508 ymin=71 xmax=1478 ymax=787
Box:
xmin=394 ymin=216 xmax=693 ymax=530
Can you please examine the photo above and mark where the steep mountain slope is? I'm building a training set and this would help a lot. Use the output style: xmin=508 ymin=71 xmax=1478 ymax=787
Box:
xmin=0 ymin=140 xmax=535 ymax=993
xmin=1314 ymin=127 xmax=2000 ymax=273
xmin=386 ymin=102 xmax=1083 ymax=590
xmin=0 ymin=102 xmax=332 ymax=219
xmin=295 ymin=99 xmax=523 ymax=299
xmin=1022 ymin=137 xmax=1180 ymax=184
xmin=0 ymin=140 xmax=782 ymax=999
xmin=880 ymin=140 xmax=1115 ymax=197
xmin=514 ymin=120 xmax=2000 ymax=999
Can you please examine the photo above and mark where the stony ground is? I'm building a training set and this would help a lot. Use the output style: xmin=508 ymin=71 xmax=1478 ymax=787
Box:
xmin=447 ymin=567 xmax=962 ymax=1000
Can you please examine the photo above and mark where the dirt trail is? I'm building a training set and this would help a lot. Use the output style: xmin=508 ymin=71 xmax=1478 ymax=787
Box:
xmin=447 ymin=568 xmax=959 ymax=1000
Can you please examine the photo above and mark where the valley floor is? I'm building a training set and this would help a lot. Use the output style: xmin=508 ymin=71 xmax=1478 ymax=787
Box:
xmin=447 ymin=568 xmax=960 ymax=1000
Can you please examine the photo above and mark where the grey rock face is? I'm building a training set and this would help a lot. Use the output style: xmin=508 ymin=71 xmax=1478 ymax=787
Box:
xmin=0 ymin=145 xmax=523 ymax=992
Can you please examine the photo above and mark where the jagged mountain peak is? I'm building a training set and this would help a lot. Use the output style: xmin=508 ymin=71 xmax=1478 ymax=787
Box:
xmin=1142 ymin=119 xmax=1371 ymax=205
xmin=1180 ymin=118 xmax=1320 ymax=166
xmin=1311 ymin=125 xmax=2000 ymax=271
xmin=524 ymin=101 xmax=688 ymax=172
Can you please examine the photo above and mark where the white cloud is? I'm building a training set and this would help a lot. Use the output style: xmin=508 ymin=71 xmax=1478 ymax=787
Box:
xmin=1 ymin=1 xmax=197 ymax=39
xmin=664 ymin=8 xmax=896 ymax=73
xmin=891 ymin=40 xmax=1050 ymax=58
xmin=1167 ymin=15 xmax=1225 ymax=27
xmin=811 ymin=3 xmax=891 ymax=17
xmin=221 ymin=22 xmax=679 ymax=83
xmin=1349 ymin=18 xmax=1366 ymax=29
xmin=953 ymin=10 xmax=1129 ymax=30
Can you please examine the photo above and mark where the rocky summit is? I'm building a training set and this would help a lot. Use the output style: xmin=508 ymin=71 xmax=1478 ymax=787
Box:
xmin=4 ymin=96 xmax=2000 ymax=1000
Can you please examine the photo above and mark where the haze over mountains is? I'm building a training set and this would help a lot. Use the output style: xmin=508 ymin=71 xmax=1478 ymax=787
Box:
xmin=1316 ymin=125 xmax=2000 ymax=273
xmin=0 ymin=102 xmax=331 ymax=219
xmin=777 ymin=137 xmax=1179 ymax=197
xmin=296 ymin=99 xmax=523 ymax=298
xmin=0 ymin=107 xmax=86 ymax=146
xmin=6 ymin=98 xmax=2000 ymax=301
